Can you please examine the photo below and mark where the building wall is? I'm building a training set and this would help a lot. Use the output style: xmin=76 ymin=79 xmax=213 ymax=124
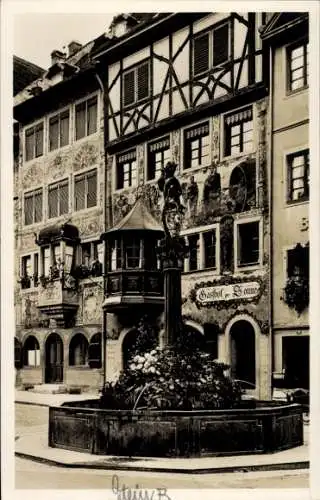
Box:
xmin=271 ymin=39 xmax=309 ymax=377
xmin=14 ymin=83 xmax=106 ymax=389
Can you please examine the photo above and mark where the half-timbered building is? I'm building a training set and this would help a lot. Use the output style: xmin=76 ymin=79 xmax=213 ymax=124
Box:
xmin=94 ymin=12 xmax=272 ymax=399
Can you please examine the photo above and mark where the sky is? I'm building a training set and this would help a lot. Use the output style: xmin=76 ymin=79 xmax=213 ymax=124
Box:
xmin=13 ymin=13 xmax=115 ymax=69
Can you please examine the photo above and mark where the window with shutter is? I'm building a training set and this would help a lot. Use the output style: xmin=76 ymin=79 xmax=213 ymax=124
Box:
xmin=49 ymin=116 xmax=59 ymax=151
xmin=213 ymin=23 xmax=229 ymax=66
xmin=48 ymin=185 xmax=58 ymax=218
xmin=49 ymin=110 xmax=70 ymax=151
xmin=75 ymin=97 xmax=97 ymax=140
xmin=87 ymin=170 xmax=97 ymax=208
xmin=25 ymin=129 xmax=34 ymax=162
xmin=75 ymin=101 xmax=86 ymax=140
xmin=87 ymin=97 xmax=98 ymax=135
xmin=59 ymin=181 xmax=69 ymax=214
xmin=35 ymin=123 xmax=44 ymax=157
xmin=34 ymin=190 xmax=43 ymax=223
xmin=137 ymin=62 xmax=149 ymax=101
xmin=60 ymin=111 xmax=70 ymax=147
xmin=48 ymin=180 xmax=69 ymax=218
xmin=193 ymin=33 xmax=209 ymax=76
xmin=123 ymin=69 xmax=135 ymax=107
xmin=24 ymin=194 xmax=33 ymax=225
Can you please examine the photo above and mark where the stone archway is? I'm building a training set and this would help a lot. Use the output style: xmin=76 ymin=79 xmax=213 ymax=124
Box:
xmin=224 ymin=314 xmax=261 ymax=393
xmin=45 ymin=332 xmax=64 ymax=383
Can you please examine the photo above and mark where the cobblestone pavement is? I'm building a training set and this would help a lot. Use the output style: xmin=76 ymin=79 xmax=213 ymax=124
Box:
xmin=15 ymin=457 xmax=309 ymax=489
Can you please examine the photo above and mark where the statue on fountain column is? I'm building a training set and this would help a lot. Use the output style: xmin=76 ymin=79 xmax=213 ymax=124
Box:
xmin=157 ymin=161 xmax=185 ymax=240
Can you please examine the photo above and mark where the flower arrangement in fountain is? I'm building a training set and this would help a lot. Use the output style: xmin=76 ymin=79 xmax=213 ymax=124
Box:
xmin=100 ymin=331 xmax=243 ymax=411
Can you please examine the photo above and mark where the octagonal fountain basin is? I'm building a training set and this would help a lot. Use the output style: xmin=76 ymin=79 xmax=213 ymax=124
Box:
xmin=48 ymin=400 xmax=303 ymax=457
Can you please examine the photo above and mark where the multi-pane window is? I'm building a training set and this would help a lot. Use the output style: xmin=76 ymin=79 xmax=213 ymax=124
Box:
xmin=48 ymin=179 xmax=69 ymax=219
xmin=81 ymin=241 xmax=103 ymax=267
xmin=49 ymin=109 xmax=70 ymax=151
xmin=23 ymin=336 xmax=40 ymax=367
xmin=75 ymin=96 xmax=98 ymax=140
xmin=24 ymin=188 xmax=43 ymax=225
xmin=125 ymin=238 xmax=141 ymax=269
xmin=110 ymin=240 xmax=122 ymax=271
xmin=287 ymin=149 xmax=309 ymax=202
xmin=74 ymin=169 xmax=97 ymax=210
xmin=25 ymin=122 xmax=44 ymax=161
xmin=123 ymin=61 xmax=150 ymax=107
xmin=203 ymin=230 xmax=217 ymax=269
xmin=21 ymin=253 xmax=38 ymax=289
xmin=193 ymin=22 xmax=230 ymax=76
xmin=147 ymin=137 xmax=170 ymax=180
xmin=184 ymin=122 xmax=210 ymax=170
xmin=237 ymin=221 xmax=260 ymax=267
xmin=287 ymin=41 xmax=309 ymax=92
xmin=116 ymin=150 xmax=137 ymax=190
xmin=224 ymin=107 xmax=253 ymax=157
xmin=43 ymin=246 xmax=50 ymax=276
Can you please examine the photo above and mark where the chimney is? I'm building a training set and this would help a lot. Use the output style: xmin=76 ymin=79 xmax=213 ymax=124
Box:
xmin=68 ymin=41 xmax=82 ymax=58
xmin=51 ymin=49 xmax=66 ymax=66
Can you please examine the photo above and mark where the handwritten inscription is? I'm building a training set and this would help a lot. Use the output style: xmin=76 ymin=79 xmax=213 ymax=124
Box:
xmin=196 ymin=281 xmax=260 ymax=304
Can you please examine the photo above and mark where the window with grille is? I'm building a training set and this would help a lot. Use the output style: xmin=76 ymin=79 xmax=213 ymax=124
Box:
xmin=287 ymin=149 xmax=309 ymax=202
xmin=147 ymin=137 xmax=170 ymax=180
xmin=116 ymin=150 xmax=137 ymax=190
xmin=123 ymin=60 xmax=150 ymax=107
xmin=49 ymin=109 xmax=70 ymax=151
xmin=48 ymin=179 xmax=69 ymax=218
xmin=237 ymin=221 xmax=260 ymax=267
xmin=193 ymin=21 xmax=230 ymax=76
xmin=184 ymin=122 xmax=210 ymax=169
xmin=74 ymin=169 xmax=97 ymax=210
xmin=203 ymin=230 xmax=217 ymax=269
xmin=75 ymin=96 xmax=98 ymax=140
xmin=25 ymin=122 xmax=44 ymax=161
xmin=24 ymin=188 xmax=43 ymax=225
xmin=287 ymin=41 xmax=309 ymax=92
xmin=224 ymin=107 xmax=253 ymax=157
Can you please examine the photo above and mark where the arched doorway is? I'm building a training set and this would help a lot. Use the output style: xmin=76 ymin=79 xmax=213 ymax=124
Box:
xmin=45 ymin=333 xmax=63 ymax=383
xmin=122 ymin=328 xmax=139 ymax=370
xmin=230 ymin=320 xmax=256 ymax=386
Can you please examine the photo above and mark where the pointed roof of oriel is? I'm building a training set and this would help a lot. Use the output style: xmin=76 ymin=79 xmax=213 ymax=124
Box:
xmin=103 ymin=196 xmax=164 ymax=237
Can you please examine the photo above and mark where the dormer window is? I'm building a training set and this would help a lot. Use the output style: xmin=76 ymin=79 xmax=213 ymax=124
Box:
xmin=123 ymin=60 xmax=150 ymax=107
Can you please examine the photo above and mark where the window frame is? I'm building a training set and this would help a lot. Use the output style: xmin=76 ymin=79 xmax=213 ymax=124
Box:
xmin=74 ymin=93 xmax=99 ymax=142
xmin=23 ymin=336 xmax=41 ymax=367
xmin=24 ymin=119 xmax=44 ymax=162
xmin=115 ymin=149 xmax=137 ymax=191
xmin=286 ymin=39 xmax=309 ymax=94
xmin=223 ymin=105 xmax=254 ymax=159
xmin=192 ymin=20 xmax=231 ymax=78
xmin=48 ymin=106 xmax=71 ymax=152
xmin=181 ymin=223 xmax=220 ymax=274
xmin=47 ymin=178 xmax=69 ymax=219
xmin=122 ymin=59 xmax=150 ymax=108
xmin=74 ymin=168 xmax=98 ymax=212
xmin=146 ymin=135 xmax=171 ymax=181
xmin=182 ymin=120 xmax=211 ymax=171
xmin=234 ymin=216 xmax=263 ymax=272
xmin=286 ymin=148 xmax=309 ymax=204
xmin=20 ymin=252 xmax=39 ymax=290
xmin=283 ymin=243 xmax=309 ymax=285
xmin=23 ymin=187 xmax=43 ymax=226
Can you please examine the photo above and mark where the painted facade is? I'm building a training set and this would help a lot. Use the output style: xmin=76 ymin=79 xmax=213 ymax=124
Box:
xmin=98 ymin=12 xmax=272 ymax=399
xmin=14 ymin=42 xmax=106 ymax=389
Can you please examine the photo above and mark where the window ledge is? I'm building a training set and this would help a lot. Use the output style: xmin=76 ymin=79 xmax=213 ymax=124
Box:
xmin=222 ymin=150 xmax=256 ymax=162
xmin=235 ymin=263 xmax=262 ymax=273
xmin=73 ymin=205 xmax=101 ymax=216
xmin=183 ymin=267 xmax=219 ymax=276
xmin=285 ymin=86 xmax=308 ymax=99
xmin=67 ymin=365 xmax=91 ymax=370
xmin=73 ymin=131 xmax=100 ymax=146
xmin=180 ymin=163 xmax=211 ymax=176
xmin=285 ymin=198 xmax=309 ymax=207
xmin=21 ymin=365 xmax=41 ymax=370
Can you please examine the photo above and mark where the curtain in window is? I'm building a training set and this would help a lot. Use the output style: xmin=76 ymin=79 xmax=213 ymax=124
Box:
xmin=48 ymin=186 xmax=58 ymax=218
xmin=49 ymin=117 xmax=59 ymax=151
xmin=87 ymin=97 xmax=97 ymax=136
xmin=74 ymin=175 xmax=85 ymax=210
xmin=75 ymin=102 xmax=86 ymax=140
xmin=87 ymin=170 xmax=97 ymax=208
xmin=60 ymin=111 xmax=70 ymax=147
